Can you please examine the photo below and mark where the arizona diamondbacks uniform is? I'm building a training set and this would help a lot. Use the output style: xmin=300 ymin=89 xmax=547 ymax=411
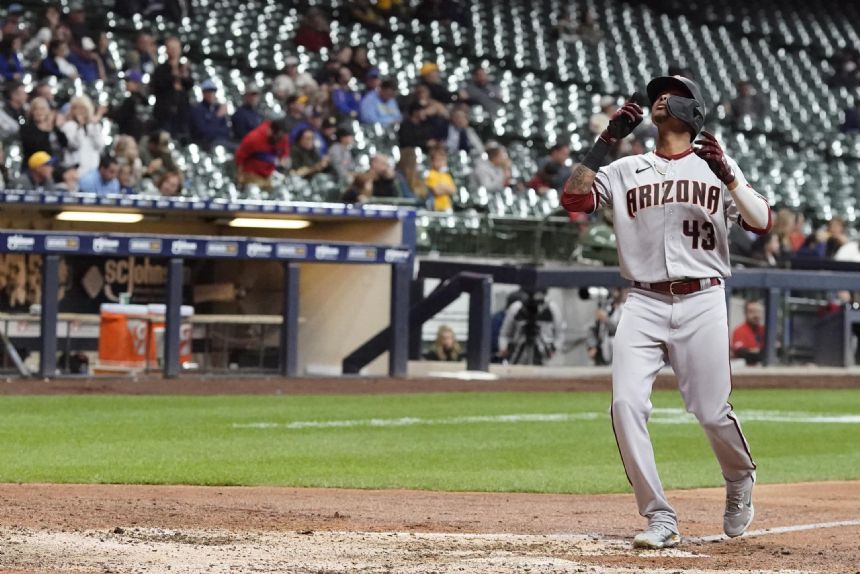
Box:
xmin=576 ymin=147 xmax=768 ymax=531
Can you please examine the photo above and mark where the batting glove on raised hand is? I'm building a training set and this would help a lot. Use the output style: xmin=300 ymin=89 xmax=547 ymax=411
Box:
xmin=694 ymin=130 xmax=735 ymax=185
xmin=601 ymin=97 xmax=643 ymax=144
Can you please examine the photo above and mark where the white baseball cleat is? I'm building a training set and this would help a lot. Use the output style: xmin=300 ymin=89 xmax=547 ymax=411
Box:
xmin=633 ymin=524 xmax=681 ymax=549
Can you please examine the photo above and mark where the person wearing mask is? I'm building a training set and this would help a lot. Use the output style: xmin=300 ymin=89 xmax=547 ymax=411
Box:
xmin=61 ymin=94 xmax=105 ymax=174
xmin=189 ymin=79 xmax=232 ymax=149
xmin=231 ymin=84 xmax=262 ymax=141
xmin=78 ymin=154 xmax=120 ymax=195
xmin=11 ymin=151 xmax=56 ymax=191
xmin=731 ymin=300 xmax=766 ymax=366
xmin=235 ymin=119 xmax=290 ymax=190
xmin=152 ymin=36 xmax=194 ymax=138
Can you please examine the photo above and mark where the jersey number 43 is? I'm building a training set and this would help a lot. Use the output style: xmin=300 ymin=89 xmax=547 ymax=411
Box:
xmin=683 ymin=219 xmax=716 ymax=250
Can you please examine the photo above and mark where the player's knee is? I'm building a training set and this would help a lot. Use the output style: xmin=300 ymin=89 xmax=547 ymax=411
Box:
xmin=611 ymin=397 xmax=648 ymax=418
xmin=694 ymin=410 xmax=727 ymax=430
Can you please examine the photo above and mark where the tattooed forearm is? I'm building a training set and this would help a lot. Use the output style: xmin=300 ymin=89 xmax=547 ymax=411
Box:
xmin=562 ymin=164 xmax=596 ymax=196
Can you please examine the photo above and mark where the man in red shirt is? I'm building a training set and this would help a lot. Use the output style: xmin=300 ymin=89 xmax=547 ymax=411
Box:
xmin=235 ymin=119 xmax=290 ymax=190
xmin=731 ymin=300 xmax=765 ymax=365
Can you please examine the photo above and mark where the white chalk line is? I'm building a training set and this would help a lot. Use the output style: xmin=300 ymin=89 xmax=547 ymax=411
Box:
xmin=686 ymin=518 xmax=860 ymax=543
xmin=231 ymin=407 xmax=860 ymax=430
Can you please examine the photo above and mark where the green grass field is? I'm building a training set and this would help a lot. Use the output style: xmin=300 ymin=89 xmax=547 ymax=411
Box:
xmin=0 ymin=389 xmax=858 ymax=493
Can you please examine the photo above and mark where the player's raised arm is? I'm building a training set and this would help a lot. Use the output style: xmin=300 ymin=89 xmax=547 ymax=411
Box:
xmin=694 ymin=130 xmax=772 ymax=233
xmin=562 ymin=95 xmax=643 ymax=212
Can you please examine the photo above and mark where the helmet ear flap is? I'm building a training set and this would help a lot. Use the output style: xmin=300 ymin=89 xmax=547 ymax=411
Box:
xmin=665 ymin=95 xmax=705 ymax=140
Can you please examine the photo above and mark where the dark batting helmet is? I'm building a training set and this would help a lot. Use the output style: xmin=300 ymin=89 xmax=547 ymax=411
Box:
xmin=646 ymin=75 xmax=706 ymax=140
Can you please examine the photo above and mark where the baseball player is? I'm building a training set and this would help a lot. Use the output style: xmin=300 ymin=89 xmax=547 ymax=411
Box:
xmin=561 ymin=75 xmax=771 ymax=548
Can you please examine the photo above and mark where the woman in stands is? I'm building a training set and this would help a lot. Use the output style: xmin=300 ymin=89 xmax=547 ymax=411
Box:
xmin=423 ymin=325 xmax=463 ymax=361
xmin=19 ymin=97 xmax=68 ymax=163
xmin=61 ymin=95 xmax=105 ymax=174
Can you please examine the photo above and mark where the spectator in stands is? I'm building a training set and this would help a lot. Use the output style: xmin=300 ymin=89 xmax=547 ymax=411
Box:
xmin=348 ymin=45 xmax=374 ymax=80
xmin=315 ymin=51 xmax=347 ymax=87
xmin=38 ymin=39 xmax=78 ymax=80
xmin=289 ymin=128 xmax=331 ymax=180
xmin=418 ymin=62 xmax=454 ymax=104
xmin=425 ymin=148 xmax=456 ymax=212
xmin=20 ymin=96 xmax=67 ymax=162
xmin=731 ymin=300 xmax=765 ymax=366
xmin=572 ymin=9 xmax=603 ymax=45
xmin=362 ymin=67 xmax=381 ymax=95
xmin=368 ymin=153 xmax=404 ymax=198
xmin=66 ymin=36 xmax=105 ymax=83
xmin=0 ymin=34 xmax=24 ymax=81
xmin=139 ymin=129 xmax=179 ymax=182
xmin=94 ymin=32 xmax=116 ymax=78
xmin=461 ymin=67 xmax=502 ymax=114
xmin=841 ymin=99 xmax=860 ymax=134
xmin=527 ymin=161 xmax=561 ymax=195
xmin=113 ymin=135 xmax=143 ymax=189
xmin=331 ymin=66 xmax=362 ymax=118
xmin=64 ymin=3 xmax=91 ymax=44
xmin=78 ymin=154 xmax=120 ymax=195
xmin=282 ymin=94 xmax=309 ymax=133
xmin=397 ymin=147 xmax=425 ymax=200
xmin=341 ymin=171 xmax=374 ymax=204
xmin=235 ymin=118 xmax=290 ymax=190
xmin=11 ymin=151 xmax=55 ymax=191
xmin=834 ymin=230 xmax=860 ymax=262
xmin=61 ymin=94 xmax=105 ymax=174
xmin=398 ymin=102 xmax=435 ymax=151
xmin=152 ymin=36 xmax=194 ymax=139
xmin=289 ymin=110 xmax=329 ymax=154
xmin=117 ymin=163 xmax=136 ymax=193
xmin=110 ymin=70 xmax=150 ymax=140
xmin=446 ymin=107 xmax=484 ymax=157
xmin=726 ymin=80 xmax=768 ymax=128
xmin=411 ymin=83 xmax=449 ymax=139
xmin=825 ymin=216 xmax=848 ymax=258
xmin=30 ymin=82 xmax=57 ymax=109
xmin=124 ymin=31 xmax=157 ymax=76
xmin=295 ymin=8 xmax=332 ymax=53
xmin=537 ymin=143 xmax=571 ymax=190
xmin=0 ymin=80 xmax=27 ymax=141
xmin=189 ymin=79 xmax=232 ymax=149
xmin=423 ymin=325 xmax=463 ymax=361
xmin=272 ymin=56 xmax=318 ymax=102
xmin=157 ymin=170 xmax=183 ymax=196
xmin=750 ymin=233 xmax=784 ymax=267
xmin=360 ymin=78 xmax=401 ymax=125
xmin=231 ymin=84 xmax=262 ymax=142
xmin=54 ymin=164 xmax=79 ymax=193
xmin=795 ymin=229 xmax=828 ymax=259
xmin=773 ymin=208 xmax=803 ymax=255
xmin=470 ymin=144 xmax=510 ymax=193
xmin=23 ymin=6 xmax=60 ymax=58
xmin=327 ymin=126 xmax=356 ymax=185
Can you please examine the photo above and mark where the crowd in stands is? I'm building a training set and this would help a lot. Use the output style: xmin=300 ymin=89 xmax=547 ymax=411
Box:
xmin=0 ymin=1 xmax=858 ymax=232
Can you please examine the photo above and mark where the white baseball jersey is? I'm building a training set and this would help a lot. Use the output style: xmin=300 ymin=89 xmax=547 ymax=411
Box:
xmin=584 ymin=148 xmax=768 ymax=282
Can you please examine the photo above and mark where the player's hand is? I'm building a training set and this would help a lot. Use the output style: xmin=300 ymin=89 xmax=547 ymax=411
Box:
xmin=601 ymin=96 xmax=643 ymax=144
xmin=694 ymin=130 xmax=735 ymax=185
